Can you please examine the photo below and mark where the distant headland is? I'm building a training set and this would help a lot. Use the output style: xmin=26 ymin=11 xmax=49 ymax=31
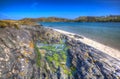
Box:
xmin=19 ymin=15 xmax=120 ymax=22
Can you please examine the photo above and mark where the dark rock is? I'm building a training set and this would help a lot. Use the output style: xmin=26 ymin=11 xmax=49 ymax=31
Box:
xmin=66 ymin=37 xmax=120 ymax=79
xmin=0 ymin=25 xmax=120 ymax=79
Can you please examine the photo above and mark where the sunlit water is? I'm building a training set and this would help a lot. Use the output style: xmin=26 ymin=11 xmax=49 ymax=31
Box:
xmin=39 ymin=22 xmax=120 ymax=50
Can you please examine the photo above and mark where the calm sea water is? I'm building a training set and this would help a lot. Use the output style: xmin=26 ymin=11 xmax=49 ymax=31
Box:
xmin=39 ymin=22 xmax=120 ymax=50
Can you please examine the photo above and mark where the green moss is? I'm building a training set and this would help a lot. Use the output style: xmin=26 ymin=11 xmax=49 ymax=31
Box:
xmin=34 ymin=44 xmax=41 ymax=67
xmin=61 ymin=65 xmax=71 ymax=75
xmin=43 ymin=41 xmax=48 ymax=44
xmin=59 ymin=39 xmax=63 ymax=44
xmin=60 ymin=51 xmax=67 ymax=60
xmin=40 ymin=46 xmax=57 ymax=52
xmin=65 ymin=46 xmax=69 ymax=51
xmin=46 ymin=55 xmax=53 ymax=62
xmin=70 ymin=66 xmax=76 ymax=73
xmin=39 ymin=41 xmax=72 ymax=75
xmin=46 ymin=53 xmax=60 ymax=67
xmin=64 ymin=69 xmax=71 ymax=75
xmin=53 ymin=53 xmax=59 ymax=61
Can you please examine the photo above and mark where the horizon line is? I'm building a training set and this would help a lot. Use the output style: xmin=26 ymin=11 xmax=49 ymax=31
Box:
xmin=1 ymin=14 xmax=120 ymax=20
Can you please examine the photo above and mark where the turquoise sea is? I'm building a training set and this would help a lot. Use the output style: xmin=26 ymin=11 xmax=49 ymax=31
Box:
xmin=40 ymin=22 xmax=120 ymax=50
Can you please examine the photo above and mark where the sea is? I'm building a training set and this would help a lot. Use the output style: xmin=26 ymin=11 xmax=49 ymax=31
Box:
xmin=39 ymin=22 xmax=120 ymax=51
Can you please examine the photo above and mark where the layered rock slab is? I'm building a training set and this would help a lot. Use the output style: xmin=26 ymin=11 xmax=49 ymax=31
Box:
xmin=0 ymin=25 xmax=120 ymax=79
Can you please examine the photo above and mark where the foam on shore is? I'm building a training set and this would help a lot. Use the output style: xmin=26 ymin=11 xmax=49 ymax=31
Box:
xmin=52 ymin=28 xmax=120 ymax=60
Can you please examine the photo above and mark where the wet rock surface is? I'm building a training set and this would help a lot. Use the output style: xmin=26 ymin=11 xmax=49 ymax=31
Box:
xmin=0 ymin=25 xmax=120 ymax=79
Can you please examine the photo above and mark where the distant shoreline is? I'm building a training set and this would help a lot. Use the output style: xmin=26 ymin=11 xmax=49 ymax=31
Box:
xmin=19 ymin=15 xmax=120 ymax=22
xmin=49 ymin=27 xmax=120 ymax=60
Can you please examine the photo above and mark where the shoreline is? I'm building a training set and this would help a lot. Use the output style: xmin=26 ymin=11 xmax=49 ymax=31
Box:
xmin=50 ymin=28 xmax=120 ymax=60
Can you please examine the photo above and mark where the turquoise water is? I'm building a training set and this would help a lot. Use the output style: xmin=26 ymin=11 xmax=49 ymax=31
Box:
xmin=39 ymin=22 xmax=120 ymax=50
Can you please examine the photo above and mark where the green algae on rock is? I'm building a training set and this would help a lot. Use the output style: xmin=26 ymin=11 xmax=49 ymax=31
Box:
xmin=0 ymin=23 xmax=120 ymax=79
xmin=35 ymin=40 xmax=72 ymax=76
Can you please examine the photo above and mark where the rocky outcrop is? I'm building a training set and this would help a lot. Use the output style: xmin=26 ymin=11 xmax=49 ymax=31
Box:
xmin=66 ymin=37 xmax=120 ymax=79
xmin=0 ymin=27 xmax=36 ymax=79
xmin=0 ymin=25 xmax=120 ymax=79
xmin=0 ymin=25 xmax=64 ymax=79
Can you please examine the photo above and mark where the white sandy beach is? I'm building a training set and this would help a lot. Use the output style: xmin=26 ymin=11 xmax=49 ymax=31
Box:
xmin=52 ymin=28 xmax=120 ymax=60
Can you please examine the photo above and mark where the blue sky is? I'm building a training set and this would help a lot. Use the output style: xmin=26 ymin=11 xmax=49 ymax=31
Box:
xmin=0 ymin=0 xmax=120 ymax=19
